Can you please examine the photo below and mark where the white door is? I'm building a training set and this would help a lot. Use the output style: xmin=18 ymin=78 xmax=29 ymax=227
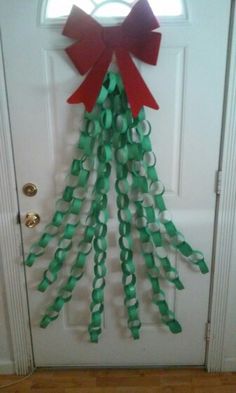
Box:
xmin=0 ymin=0 xmax=230 ymax=366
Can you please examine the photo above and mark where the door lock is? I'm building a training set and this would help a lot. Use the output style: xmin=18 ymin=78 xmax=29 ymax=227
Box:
xmin=22 ymin=183 xmax=38 ymax=197
xmin=24 ymin=212 xmax=40 ymax=228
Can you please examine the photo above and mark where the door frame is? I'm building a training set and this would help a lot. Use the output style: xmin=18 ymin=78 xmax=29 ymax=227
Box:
xmin=0 ymin=2 xmax=236 ymax=375
xmin=206 ymin=0 xmax=236 ymax=372
xmin=0 ymin=32 xmax=34 ymax=375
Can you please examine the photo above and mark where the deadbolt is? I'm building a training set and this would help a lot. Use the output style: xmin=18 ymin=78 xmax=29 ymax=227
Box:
xmin=24 ymin=212 xmax=40 ymax=228
xmin=22 ymin=183 xmax=38 ymax=197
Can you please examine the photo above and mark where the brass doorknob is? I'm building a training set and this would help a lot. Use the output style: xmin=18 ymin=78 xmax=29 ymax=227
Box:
xmin=24 ymin=212 xmax=40 ymax=228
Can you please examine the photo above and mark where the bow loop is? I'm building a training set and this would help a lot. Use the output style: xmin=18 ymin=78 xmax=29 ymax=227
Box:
xmin=122 ymin=0 xmax=159 ymax=35
xmin=63 ymin=0 xmax=161 ymax=116
xmin=65 ymin=37 xmax=105 ymax=75
xmin=63 ymin=5 xmax=102 ymax=39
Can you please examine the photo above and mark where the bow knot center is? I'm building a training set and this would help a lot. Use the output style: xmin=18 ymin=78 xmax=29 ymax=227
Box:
xmin=102 ymin=26 xmax=123 ymax=48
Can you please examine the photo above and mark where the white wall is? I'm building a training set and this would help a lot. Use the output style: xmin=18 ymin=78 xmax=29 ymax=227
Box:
xmin=0 ymin=252 xmax=14 ymax=373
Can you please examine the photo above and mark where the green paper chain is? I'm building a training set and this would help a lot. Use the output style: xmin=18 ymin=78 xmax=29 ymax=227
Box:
xmin=113 ymin=100 xmax=182 ymax=334
xmin=131 ymin=120 xmax=209 ymax=275
xmin=114 ymin=137 xmax=141 ymax=339
xmin=88 ymin=136 xmax=111 ymax=343
xmin=25 ymin=71 xmax=208 ymax=342
xmin=25 ymin=118 xmax=99 ymax=269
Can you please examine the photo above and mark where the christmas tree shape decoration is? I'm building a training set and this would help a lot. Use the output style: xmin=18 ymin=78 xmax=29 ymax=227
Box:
xmin=25 ymin=0 xmax=208 ymax=343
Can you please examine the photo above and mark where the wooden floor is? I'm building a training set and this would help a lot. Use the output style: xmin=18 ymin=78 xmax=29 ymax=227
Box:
xmin=0 ymin=368 xmax=236 ymax=392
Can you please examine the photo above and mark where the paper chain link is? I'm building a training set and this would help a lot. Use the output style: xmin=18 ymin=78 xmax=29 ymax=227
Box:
xmin=25 ymin=71 xmax=208 ymax=341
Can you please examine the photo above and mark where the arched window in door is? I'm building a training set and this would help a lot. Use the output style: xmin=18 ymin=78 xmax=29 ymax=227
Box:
xmin=41 ymin=0 xmax=187 ymax=25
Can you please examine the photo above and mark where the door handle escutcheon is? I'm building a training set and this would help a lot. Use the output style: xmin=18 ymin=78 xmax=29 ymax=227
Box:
xmin=24 ymin=212 xmax=40 ymax=228
xmin=22 ymin=183 xmax=38 ymax=197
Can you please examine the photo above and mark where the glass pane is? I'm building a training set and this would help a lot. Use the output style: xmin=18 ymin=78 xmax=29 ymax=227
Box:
xmin=94 ymin=3 xmax=132 ymax=17
xmin=46 ymin=0 xmax=92 ymax=17
xmin=45 ymin=0 xmax=184 ymax=19
xmin=149 ymin=0 xmax=183 ymax=16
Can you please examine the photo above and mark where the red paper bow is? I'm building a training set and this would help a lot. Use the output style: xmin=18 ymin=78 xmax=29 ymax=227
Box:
xmin=63 ymin=0 xmax=161 ymax=117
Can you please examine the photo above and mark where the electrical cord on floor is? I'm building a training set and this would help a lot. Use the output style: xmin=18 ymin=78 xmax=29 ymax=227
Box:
xmin=0 ymin=367 xmax=37 ymax=389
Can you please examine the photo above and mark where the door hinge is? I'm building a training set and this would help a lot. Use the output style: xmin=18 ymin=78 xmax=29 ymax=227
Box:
xmin=205 ymin=322 xmax=211 ymax=342
xmin=215 ymin=170 xmax=222 ymax=195
xmin=16 ymin=211 xmax=21 ymax=224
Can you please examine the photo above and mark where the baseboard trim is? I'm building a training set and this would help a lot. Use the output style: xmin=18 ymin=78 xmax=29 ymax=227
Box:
xmin=222 ymin=358 xmax=236 ymax=372
xmin=0 ymin=361 xmax=15 ymax=375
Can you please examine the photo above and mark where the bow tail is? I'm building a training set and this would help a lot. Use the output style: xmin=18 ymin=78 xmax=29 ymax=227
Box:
xmin=67 ymin=49 xmax=113 ymax=112
xmin=115 ymin=47 xmax=159 ymax=117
